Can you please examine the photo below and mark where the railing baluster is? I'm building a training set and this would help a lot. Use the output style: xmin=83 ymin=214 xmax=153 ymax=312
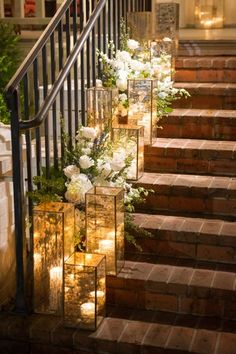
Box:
xmin=50 ymin=32 xmax=58 ymax=169
xmin=33 ymin=58 xmax=41 ymax=178
xmin=86 ymin=0 xmax=91 ymax=88
xmin=42 ymin=45 xmax=50 ymax=176
xmin=66 ymin=8 xmax=72 ymax=146
xmin=80 ymin=0 xmax=86 ymax=125
xmin=113 ymin=0 xmax=117 ymax=49
xmin=108 ymin=0 xmax=112 ymax=57
xmin=102 ymin=2 xmax=106 ymax=54
xmin=10 ymin=88 xmax=27 ymax=312
xmin=91 ymin=0 xmax=96 ymax=86
xmin=58 ymin=20 xmax=65 ymax=160
xmin=72 ymin=0 xmax=79 ymax=131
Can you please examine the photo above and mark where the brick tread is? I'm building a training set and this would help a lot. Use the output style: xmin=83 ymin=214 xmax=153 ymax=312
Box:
xmin=133 ymin=213 xmax=236 ymax=246
xmin=174 ymin=82 xmax=236 ymax=95
xmin=169 ymin=108 xmax=236 ymax=119
xmin=1 ymin=312 xmax=236 ymax=354
xmin=107 ymin=261 xmax=236 ymax=319
xmin=176 ymin=57 xmax=236 ymax=69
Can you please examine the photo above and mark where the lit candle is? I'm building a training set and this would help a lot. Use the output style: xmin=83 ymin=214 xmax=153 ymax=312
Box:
xmin=90 ymin=290 xmax=105 ymax=310
xmin=49 ymin=266 xmax=62 ymax=311
xmin=80 ymin=302 xmax=95 ymax=323
xmin=98 ymin=239 xmax=114 ymax=253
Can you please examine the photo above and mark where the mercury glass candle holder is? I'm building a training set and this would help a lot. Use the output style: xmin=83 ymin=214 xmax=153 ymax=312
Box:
xmin=63 ymin=252 xmax=106 ymax=330
xmin=85 ymin=187 xmax=124 ymax=275
xmin=112 ymin=124 xmax=144 ymax=181
xmin=33 ymin=202 xmax=75 ymax=315
xmin=195 ymin=0 xmax=224 ymax=28
xmin=86 ymin=86 xmax=119 ymax=135
xmin=128 ymin=78 xmax=158 ymax=145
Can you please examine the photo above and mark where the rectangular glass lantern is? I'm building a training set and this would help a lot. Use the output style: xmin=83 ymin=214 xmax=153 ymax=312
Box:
xmin=127 ymin=12 xmax=153 ymax=41
xmin=86 ymin=86 xmax=119 ymax=134
xmin=86 ymin=187 xmax=124 ymax=276
xmin=33 ymin=202 xmax=75 ymax=315
xmin=64 ymin=252 xmax=106 ymax=330
xmin=112 ymin=124 xmax=144 ymax=181
xmin=128 ymin=78 xmax=158 ymax=145
xmin=195 ymin=0 xmax=224 ymax=28
xmin=151 ymin=2 xmax=179 ymax=57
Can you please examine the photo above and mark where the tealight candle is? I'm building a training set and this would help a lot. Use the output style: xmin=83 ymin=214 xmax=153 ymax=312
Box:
xmin=98 ymin=239 xmax=114 ymax=253
xmin=80 ymin=302 xmax=95 ymax=323
xmin=49 ymin=266 xmax=62 ymax=311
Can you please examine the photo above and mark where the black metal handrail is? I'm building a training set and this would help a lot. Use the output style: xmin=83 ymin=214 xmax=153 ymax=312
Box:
xmin=5 ymin=0 xmax=150 ymax=313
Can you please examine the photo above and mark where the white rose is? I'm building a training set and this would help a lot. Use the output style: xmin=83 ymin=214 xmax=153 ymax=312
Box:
xmin=96 ymin=79 xmax=103 ymax=87
xmin=116 ymin=50 xmax=132 ymax=63
xmin=110 ymin=151 xmax=126 ymax=171
xmin=63 ymin=165 xmax=80 ymax=178
xmin=127 ymin=39 xmax=139 ymax=50
xmin=130 ymin=59 xmax=145 ymax=71
xmin=119 ymin=93 xmax=127 ymax=102
xmin=79 ymin=155 xmax=95 ymax=169
xmin=80 ymin=126 xmax=97 ymax=140
xmin=116 ymin=78 xmax=127 ymax=91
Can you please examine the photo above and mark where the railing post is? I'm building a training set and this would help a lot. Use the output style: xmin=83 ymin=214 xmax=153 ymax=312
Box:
xmin=7 ymin=89 xmax=27 ymax=313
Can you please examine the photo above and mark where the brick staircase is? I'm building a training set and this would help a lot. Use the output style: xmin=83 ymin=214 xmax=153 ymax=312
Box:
xmin=1 ymin=57 xmax=236 ymax=354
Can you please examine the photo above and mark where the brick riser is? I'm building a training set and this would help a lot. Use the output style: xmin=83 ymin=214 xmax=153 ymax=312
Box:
xmin=107 ymin=261 xmax=236 ymax=320
xmin=144 ymin=140 xmax=236 ymax=176
xmin=158 ymin=109 xmax=236 ymax=141
xmin=136 ymin=173 xmax=236 ymax=219
xmin=126 ymin=214 xmax=236 ymax=266
xmin=175 ymin=57 xmax=236 ymax=83
xmin=173 ymin=83 xmax=236 ymax=110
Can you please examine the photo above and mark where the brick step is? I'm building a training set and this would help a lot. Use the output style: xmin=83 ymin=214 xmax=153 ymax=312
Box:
xmin=173 ymin=83 xmax=236 ymax=109
xmin=107 ymin=261 xmax=236 ymax=319
xmin=175 ymin=56 xmax=236 ymax=83
xmin=145 ymin=138 xmax=236 ymax=176
xmin=158 ymin=109 xmax=236 ymax=141
xmin=1 ymin=312 xmax=236 ymax=354
xmin=136 ymin=172 xmax=236 ymax=218
xmin=126 ymin=213 xmax=236 ymax=266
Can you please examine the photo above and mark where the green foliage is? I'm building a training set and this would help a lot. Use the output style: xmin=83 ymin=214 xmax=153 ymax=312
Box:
xmin=125 ymin=213 xmax=153 ymax=251
xmin=28 ymin=167 xmax=66 ymax=204
xmin=119 ymin=18 xmax=130 ymax=51
xmin=0 ymin=22 xmax=21 ymax=124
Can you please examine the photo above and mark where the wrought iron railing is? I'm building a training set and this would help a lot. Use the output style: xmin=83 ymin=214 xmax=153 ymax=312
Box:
xmin=5 ymin=0 xmax=150 ymax=313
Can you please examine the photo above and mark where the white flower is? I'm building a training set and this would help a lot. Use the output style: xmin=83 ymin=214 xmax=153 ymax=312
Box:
xmin=96 ymin=79 xmax=103 ymax=87
xmin=116 ymin=78 xmax=127 ymax=91
xmin=97 ymin=159 xmax=112 ymax=178
xmin=65 ymin=173 xmax=92 ymax=204
xmin=79 ymin=126 xmax=97 ymax=140
xmin=119 ymin=93 xmax=127 ymax=102
xmin=79 ymin=155 xmax=95 ymax=169
xmin=116 ymin=50 xmax=132 ymax=63
xmin=130 ymin=59 xmax=145 ymax=71
xmin=63 ymin=165 xmax=80 ymax=178
xmin=87 ymin=142 xmax=94 ymax=149
xmin=158 ymin=91 xmax=168 ymax=99
xmin=81 ymin=147 xmax=91 ymax=155
xmin=110 ymin=151 xmax=126 ymax=171
xmin=127 ymin=39 xmax=140 ymax=50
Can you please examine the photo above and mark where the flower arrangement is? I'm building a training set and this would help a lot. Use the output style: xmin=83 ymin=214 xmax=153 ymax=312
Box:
xmin=97 ymin=20 xmax=190 ymax=125
xmin=29 ymin=125 xmax=152 ymax=250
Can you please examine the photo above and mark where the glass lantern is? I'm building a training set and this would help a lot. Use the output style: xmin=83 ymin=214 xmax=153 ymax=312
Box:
xmin=112 ymin=124 xmax=144 ymax=181
xmin=33 ymin=202 xmax=75 ymax=315
xmin=152 ymin=1 xmax=179 ymax=61
xmin=128 ymin=78 xmax=158 ymax=145
xmin=195 ymin=0 xmax=224 ymax=28
xmin=64 ymin=252 xmax=106 ymax=330
xmin=86 ymin=86 xmax=119 ymax=135
xmin=86 ymin=187 xmax=124 ymax=276
xmin=127 ymin=12 xmax=153 ymax=42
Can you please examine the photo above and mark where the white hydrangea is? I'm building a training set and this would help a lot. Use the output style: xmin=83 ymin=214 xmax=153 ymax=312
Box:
xmin=63 ymin=165 xmax=80 ymax=178
xmin=127 ymin=39 xmax=140 ymax=50
xmin=78 ymin=126 xmax=97 ymax=140
xmin=116 ymin=50 xmax=132 ymax=63
xmin=79 ymin=155 xmax=95 ymax=169
xmin=65 ymin=173 xmax=92 ymax=204
xmin=110 ymin=151 xmax=126 ymax=171
xmin=81 ymin=147 xmax=91 ymax=155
